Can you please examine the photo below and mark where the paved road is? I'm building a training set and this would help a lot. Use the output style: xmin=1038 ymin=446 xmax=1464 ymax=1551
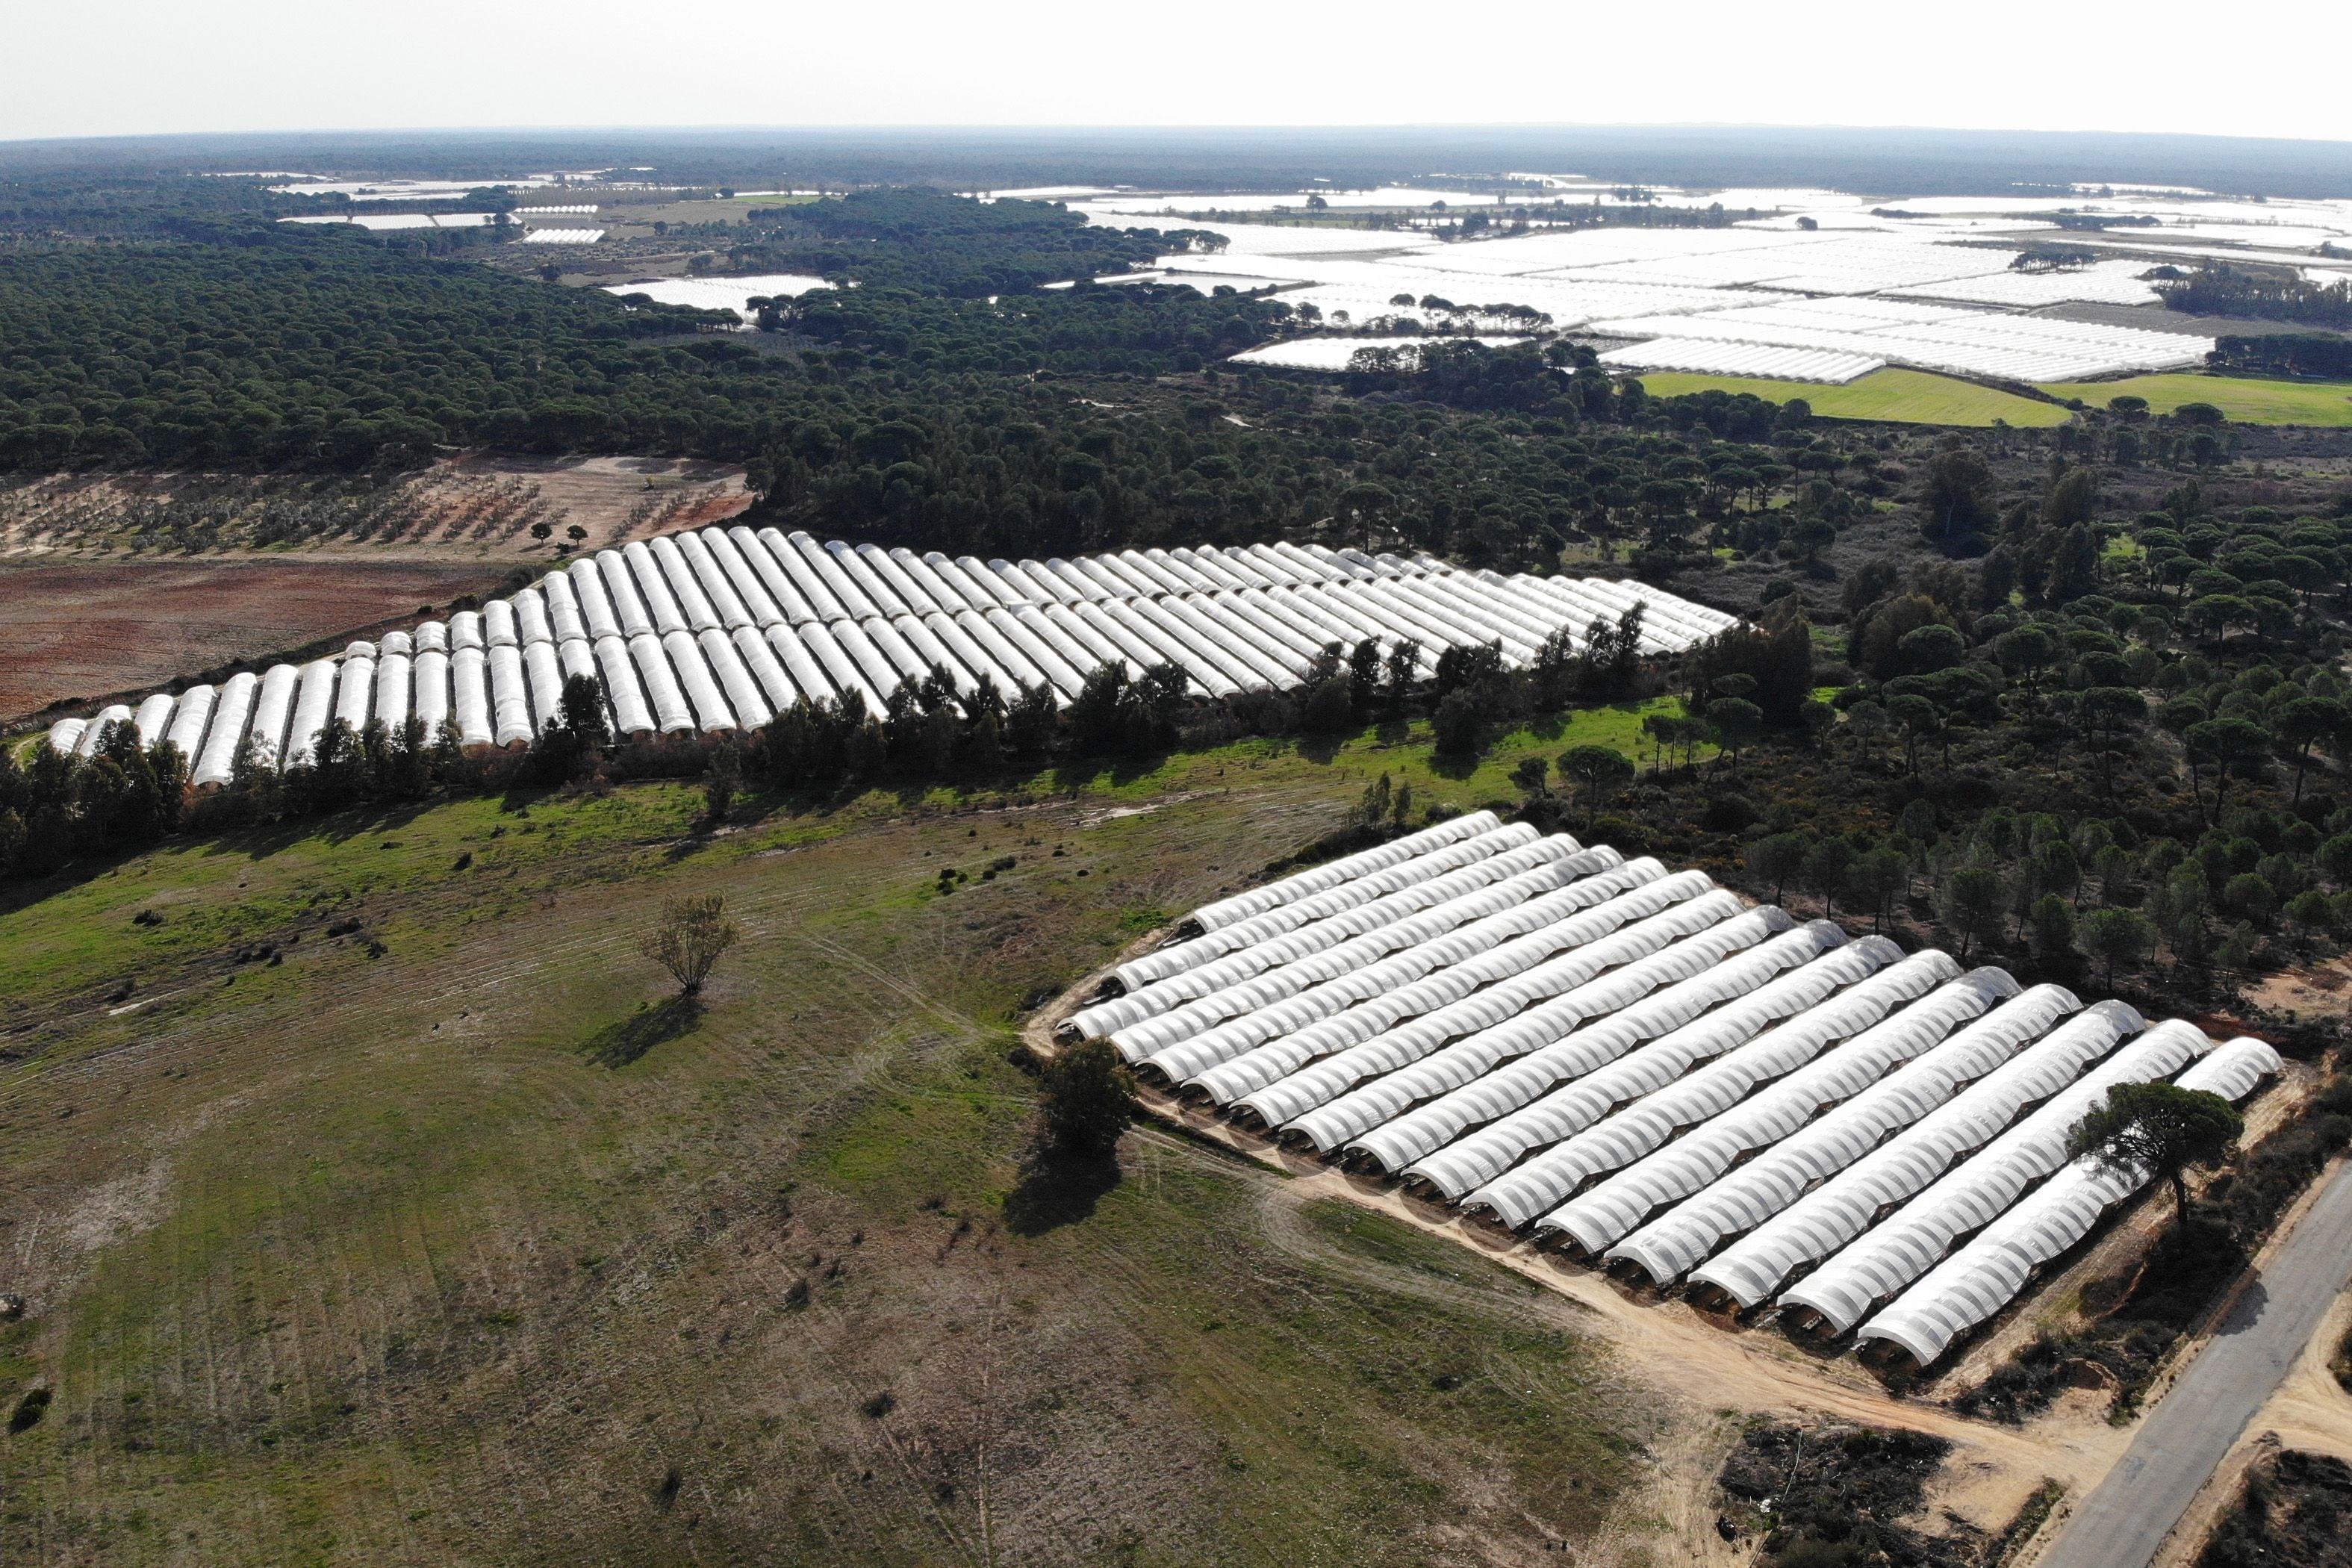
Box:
xmin=2041 ymin=1159 xmax=2352 ymax=1568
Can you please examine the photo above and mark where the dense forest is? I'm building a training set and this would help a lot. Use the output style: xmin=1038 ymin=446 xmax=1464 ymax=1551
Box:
xmin=718 ymin=187 xmax=1201 ymax=295
xmin=2159 ymin=264 xmax=2352 ymax=329
xmin=2211 ymin=332 xmax=2352 ymax=379
xmin=0 ymin=190 xmax=1870 ymax=573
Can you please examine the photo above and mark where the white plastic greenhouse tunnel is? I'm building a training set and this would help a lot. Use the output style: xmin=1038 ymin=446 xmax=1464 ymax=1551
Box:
xmin=1052 ymin=828 xmax=2284 ymax=1369
xmin=41 ymin=532 xmax=1738 ymax=790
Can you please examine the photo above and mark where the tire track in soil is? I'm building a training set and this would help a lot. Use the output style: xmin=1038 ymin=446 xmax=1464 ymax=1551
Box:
xmin=0 ymin=777 xmax=1366 ymax=1559
xmin=1180 ymin=1129 xmax=2122 ymax=1493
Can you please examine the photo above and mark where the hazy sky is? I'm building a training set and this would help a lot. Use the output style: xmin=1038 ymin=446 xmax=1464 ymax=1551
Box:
xmin=10 ymin=0 xmax=2348 ymax=144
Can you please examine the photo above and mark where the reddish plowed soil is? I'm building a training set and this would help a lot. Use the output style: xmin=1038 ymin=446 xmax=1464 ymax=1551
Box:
xmin=0 ymin=559 xmax=513 ymax=721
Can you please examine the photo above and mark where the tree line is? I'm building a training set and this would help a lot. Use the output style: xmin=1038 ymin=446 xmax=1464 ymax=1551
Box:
xmin=0 ymin=609 xmax=1655 ymax=887
xmin=2160 ymin=264 xmax=2352 ymax=330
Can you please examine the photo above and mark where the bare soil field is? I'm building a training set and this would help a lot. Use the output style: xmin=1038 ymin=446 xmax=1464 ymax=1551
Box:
xmin=0 ymin=455 xmax=753 ymax=721
xmin=0 ymin=559 xmax=511 ymax=721
xmin=0 ymin=455 xmax=750 ymax=565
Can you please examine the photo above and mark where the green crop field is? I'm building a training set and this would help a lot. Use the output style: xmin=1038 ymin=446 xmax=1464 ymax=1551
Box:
xmin=1634 ymin=367 xmax=2074 ymax=428
xmin=0 ymin=729 xmax=1670 ymax=1565
xmin=2038 ymin=373 xmax=2352 ymax=426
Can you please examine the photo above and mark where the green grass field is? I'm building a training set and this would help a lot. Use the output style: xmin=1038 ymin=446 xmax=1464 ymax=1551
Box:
xmin=1637 ymin=367 xmax=2074 ymax=427
xmin=2037 ymin=373 xmax=2352 ymax=426
xmin=0 ymin=730 xmax=1665 ymax=1565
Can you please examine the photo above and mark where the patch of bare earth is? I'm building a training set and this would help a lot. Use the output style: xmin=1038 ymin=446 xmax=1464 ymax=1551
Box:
xmin=1 ymin=456 xmax=755 ymax=721
xmin=2250 ymin=959 xmax=2352 ymax=1018
xmin=0 ymin=559 xmax=512 ymax=721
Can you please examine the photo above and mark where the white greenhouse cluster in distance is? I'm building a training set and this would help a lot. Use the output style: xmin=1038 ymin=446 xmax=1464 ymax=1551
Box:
xmin=42 ymin=534 xmax=1735 ymax=786
xmin=1062 ymin=187 xmax=2326 ymax=385
xmin=602 ymin=274 xmax=836 ymax=320
xmin=280 ymin=212 xmax=504 ymax=231
xmin=1059 ymin=822 xmax=2283 ymax=1366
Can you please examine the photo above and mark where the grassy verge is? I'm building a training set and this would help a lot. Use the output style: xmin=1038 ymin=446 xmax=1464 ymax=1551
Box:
xmin=2038 ymin=373 xmax=2352 ymax=426
xmin=1639 ymin=367 xmax=2073 ymax=427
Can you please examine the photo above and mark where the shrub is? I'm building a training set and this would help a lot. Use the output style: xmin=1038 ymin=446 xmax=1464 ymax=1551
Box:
xmin=642 ymin=894 xmax=741 ymax=997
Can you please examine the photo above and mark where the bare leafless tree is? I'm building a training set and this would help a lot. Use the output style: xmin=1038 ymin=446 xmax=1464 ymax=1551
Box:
xmin=642 ymin=895 xmax=740 ymax=996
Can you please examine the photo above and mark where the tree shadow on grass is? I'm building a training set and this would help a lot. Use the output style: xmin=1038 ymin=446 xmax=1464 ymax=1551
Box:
xmin=581 ymin=994 xmax=703 ymax=1067
xmin=1002 ymin=1147 xmax=1122 ymax=1236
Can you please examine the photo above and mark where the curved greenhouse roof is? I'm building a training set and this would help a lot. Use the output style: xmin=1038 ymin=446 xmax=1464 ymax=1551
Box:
xmin=1059 ymin=831 xmax=2286 ymax=1368
xmin=46 ymin=535 xmax=1737 ymax=791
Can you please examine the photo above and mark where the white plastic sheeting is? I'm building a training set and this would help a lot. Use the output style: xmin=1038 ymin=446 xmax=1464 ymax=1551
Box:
xmin=247 ymin=664 xmax=300 ymax=768
xmin=1692 ymin=999 xmax=2142 ymax=1310
xmin=132 ymin=693 xmax=178 ymax=749
xmin=1453 ymin=926 xmax=1880 ymax=1225
xmin=1180 ymin=812 xmax=1502 ymax=935
xmin=1539 ymin=960 xmax=2006 ymax=1255
xmin=1186 ymin=856 xmax=1692 ymax=1106
xmin=54 ymin=536 xmax=1739 ymax=767
xmin=69 ymin=706 xmax=126 ymax=758
xmin=164 ymin=687 xmax=217 ymax=762
xmin=1260 ymin=880 xmax=1743 ymax=1142
xmin=1220 ymin=871 xmax=1709 ymax=1098
xmin=1614 ymin=983 xmax=2082 ymax=1288
xmin=1344 ymin=906 xmax=1799 ymax=1179
xmin=1107 ymin=824 xmax=1550 ymax=995
xmin=1777 ymin=1018 xmax=2215 ymax=1334
xmin=334 ymin=643 xmax=376 ymax=734
xmin=1130 ymin=857 xmax=1655 ymax=1080
xmin=452 ymin=647 xmax=494 ymax=750
xmin=488 ymin=644 xmax=535 ymax=748
xmin=1858 ymin=1036 xmax=2283 ymax=1364
xmin=191 ymin=673 xmax=259 ymax=788
xmin=414 ymin=648 xmax=452 ymax=738
xmin=1067 ymin=824 xmax=1558 ymax=1038
xmin=287 ymin=662 xmax=337 ymax=765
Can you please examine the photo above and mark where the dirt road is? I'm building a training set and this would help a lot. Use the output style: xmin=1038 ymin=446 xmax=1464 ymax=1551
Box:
xmin=2041 ymin=1158 xmax=2352 ymax=1568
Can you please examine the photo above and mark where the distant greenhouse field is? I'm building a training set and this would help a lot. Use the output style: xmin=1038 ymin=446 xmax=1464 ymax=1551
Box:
xmin=1058 ymin=821 xmax=2283 ymax=1370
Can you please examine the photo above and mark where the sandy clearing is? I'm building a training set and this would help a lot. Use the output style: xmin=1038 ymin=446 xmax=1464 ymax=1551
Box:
xmin=2249 ymin=956 xmax=2352 ymax=1018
